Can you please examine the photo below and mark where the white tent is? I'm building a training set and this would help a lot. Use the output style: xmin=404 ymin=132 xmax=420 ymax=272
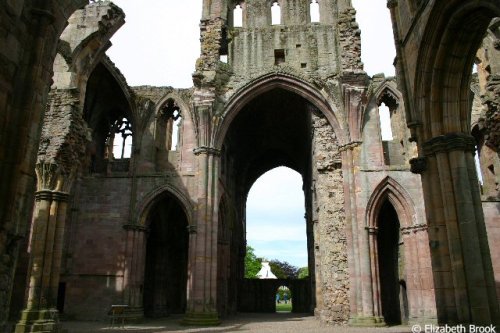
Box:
xmin=256 ymin=261 xmax=277 ymax=279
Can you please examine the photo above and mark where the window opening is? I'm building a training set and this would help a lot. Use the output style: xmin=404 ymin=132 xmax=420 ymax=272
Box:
xmin=310 ymin=0 xmax=320 ymax=23
xmin=220 ymin=55 xmax=228 ymax=63
xmin=234 ymin=4 xmax=243 ymax=27
xmin=109 ymin=118 xmax=132 ymax=159
xmin=274 ymin=49 xmax=285 ymax=65
xmin=271 ymin=2 xmax=281 ymax=25
xmin=474 ymin=148 xmax=484 ymax=185
xmin=379 ymin=102 xmax=393 ymax=141
xmin=159 ymin=99 xmax=182 ymax=151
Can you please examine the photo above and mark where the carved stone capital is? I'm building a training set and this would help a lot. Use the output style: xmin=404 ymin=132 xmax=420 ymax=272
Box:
xmin=193 ymin=146 xmax=221 ymax=156
xmin=187 ymin=225 xmax=198 ymax=234
xmin=365 ymin=226 xmax=378 ymax=235
xmin=123 ymin=224 xmax=148 ymax=232
xmin=35 ymin=163 xmax=60 ymax=191
xmin=51 ymin=191 xmax=70 ymax=202
xmin=410 ymin=157 xmax=427 ymax=174
xmin=423 ymin=133 xmax=476 ymax=156
xmin=34 ymin=190 xmax=69 ymax=202
xmin=339 ymin=141 xmax=362 ymax=152
xmin=401 ymin=223 xmax=428 ymax=235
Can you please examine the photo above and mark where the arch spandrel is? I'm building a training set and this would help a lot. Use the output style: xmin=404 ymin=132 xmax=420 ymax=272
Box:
xmin=215 ymin=72 xmax=347 ymax=149
xmin=414 ymin=1 xmax=500 ymax=141
xmin=135 ymin=184 xmax=195 ymax=228
xmin=365 ymin=176 xmax=417 ymax=230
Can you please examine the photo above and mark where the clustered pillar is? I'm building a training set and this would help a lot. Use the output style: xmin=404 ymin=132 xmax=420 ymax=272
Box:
xmin=421 ymin=133 xmax=500 ymax=325
xmin=16 ymin=164 xmax=72 ymax=333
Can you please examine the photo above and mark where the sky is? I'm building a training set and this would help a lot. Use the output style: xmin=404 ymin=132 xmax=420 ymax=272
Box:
xmin=107 ymin=0 xmax=396 ymax=268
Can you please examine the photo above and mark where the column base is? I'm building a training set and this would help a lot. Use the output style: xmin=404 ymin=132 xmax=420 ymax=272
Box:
xmin=15 ymin=308 xmax=61 ymax=333
xmin=349 ymin=315 xmax=386 ymax=327
xmin=181 ymin=311 xmax=220 ymax=326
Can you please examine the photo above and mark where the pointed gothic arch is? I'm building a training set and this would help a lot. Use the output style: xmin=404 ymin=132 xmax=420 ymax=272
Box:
xmin=215 ymin=73 xmax=347 ymax=149
xmin=366 ymin=176 xmax=416 ymax=229
xmin=364 ymin=176 xmax=434 ymax=325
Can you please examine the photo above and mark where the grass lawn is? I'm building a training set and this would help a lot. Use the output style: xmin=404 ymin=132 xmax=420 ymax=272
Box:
xmin=275 ymin=302 xmax=292 ymax=312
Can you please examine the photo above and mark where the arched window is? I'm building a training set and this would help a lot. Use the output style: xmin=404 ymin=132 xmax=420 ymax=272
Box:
xmin=310 ymin=0 xmax=320 ymax=23
xmin=234 ymin=4 xmax=243 ymax=27
xmin=378 ymin=102 xmax=393 ymax=141
xmin=271 ymin=1 xmax=281 ymax=25
xmin=157 ymin=99 xmax=182 ymax=151
xmin=108 ymin=117 xmax=132 ymax=159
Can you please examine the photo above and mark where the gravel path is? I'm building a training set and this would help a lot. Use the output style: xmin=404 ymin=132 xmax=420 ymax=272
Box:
xmin=61 ymin=313 xmax=412 ymax=333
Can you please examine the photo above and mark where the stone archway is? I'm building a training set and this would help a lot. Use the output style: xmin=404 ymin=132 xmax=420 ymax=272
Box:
xmin=389 ymin=0 xmax=500 ymax=324
xmin=216 ymin=76 xmax=348 ymax=322
xmin=365 ymin=177 xmax=436 ymax=325
xmin=142 ymin=192 xmax=189 ymax=317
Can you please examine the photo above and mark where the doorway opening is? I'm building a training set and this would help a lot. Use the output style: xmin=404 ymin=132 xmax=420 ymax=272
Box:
xmin=275 ymin=285 xmax=292 ymax=313
xmin=377 ymin=200 xmax=405 ymax=325
xmin=143 ymin=193 xmax=189 ymax=317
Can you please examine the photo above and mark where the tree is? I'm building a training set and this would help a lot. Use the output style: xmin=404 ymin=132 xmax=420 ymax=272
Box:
xmin=269 ymin=259 xmax=299 ymax=279
xmin=298 ymin=267 xmax=309 ymax=279
xmin=244 ymin=245 xmax=262 ymax=278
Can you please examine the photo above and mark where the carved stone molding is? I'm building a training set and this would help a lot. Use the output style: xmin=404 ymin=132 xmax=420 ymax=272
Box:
xmin=187 ymin=225 xmax=198 ymax=234
xmin=365 ymin=226 xmax=378 ymax=235
xmin=123 ymin=224 xmax=148 ymax=232
xmin=401 ymin=223 xmax=428 ymax=235
xmin=193 ymin=146 xmax=221 ymax=156
xmin=338 ymin=141 xmax=362 ymax=152
xmin=34 ymin=190 xmax=69 ymax=202
xmin=410 ymin=157 xmax=427 ymax=174
xmin=422 ymin=133 xmax=476 ymax=156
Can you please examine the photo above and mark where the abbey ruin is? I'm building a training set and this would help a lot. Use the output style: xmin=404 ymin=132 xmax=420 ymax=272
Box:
xmin=0 ymin=1 xmax=499 ymax=332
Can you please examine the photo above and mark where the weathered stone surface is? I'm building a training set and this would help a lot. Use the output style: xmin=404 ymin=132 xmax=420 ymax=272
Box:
xmin=2 ymin=0 xmax=499 ymax=331
xmin=311 ymin=112 xmax=349 ymax=324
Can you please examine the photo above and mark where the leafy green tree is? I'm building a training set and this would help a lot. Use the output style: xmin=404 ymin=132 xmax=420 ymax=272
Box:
xmin=244 ymin=245 xmax=262 ymax=278
xmin=269 ymin=261 xmax=286 ymax=279
xmin=270 ymin=259 xmax=299 ymax=279
xmin=298 ymin=266 xmax=309 ymax=279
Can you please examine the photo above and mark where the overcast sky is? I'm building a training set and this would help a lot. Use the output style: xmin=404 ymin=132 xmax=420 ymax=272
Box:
xmin=107 ymin=0 xmax=395 ymax=268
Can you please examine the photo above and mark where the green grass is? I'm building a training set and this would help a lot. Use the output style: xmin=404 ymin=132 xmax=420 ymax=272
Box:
xmin=275 ymin=302 xmax=292 ymax=312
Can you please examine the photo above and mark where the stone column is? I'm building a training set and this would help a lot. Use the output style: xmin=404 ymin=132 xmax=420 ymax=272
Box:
xmin=343 ymin=144 xmax=385 ymax=327
xmin=122 ymin=224 xmax=147 ymax=318
xmin=182 ymin=146 xmax=221 ymax=325
xmin=15 ymin=164 xmax=72 ymax=333
xmin=419 ymin=133 xmax=500 ymax=325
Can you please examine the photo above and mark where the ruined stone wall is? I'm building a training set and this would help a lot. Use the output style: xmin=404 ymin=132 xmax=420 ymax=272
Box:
xmin=0 ymin=2 xmax=88 ymax=327
xmin=62 ymin=177 xmax=131 ymax=320
xmin=311 ymin=112 xmax=349 ymax=324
